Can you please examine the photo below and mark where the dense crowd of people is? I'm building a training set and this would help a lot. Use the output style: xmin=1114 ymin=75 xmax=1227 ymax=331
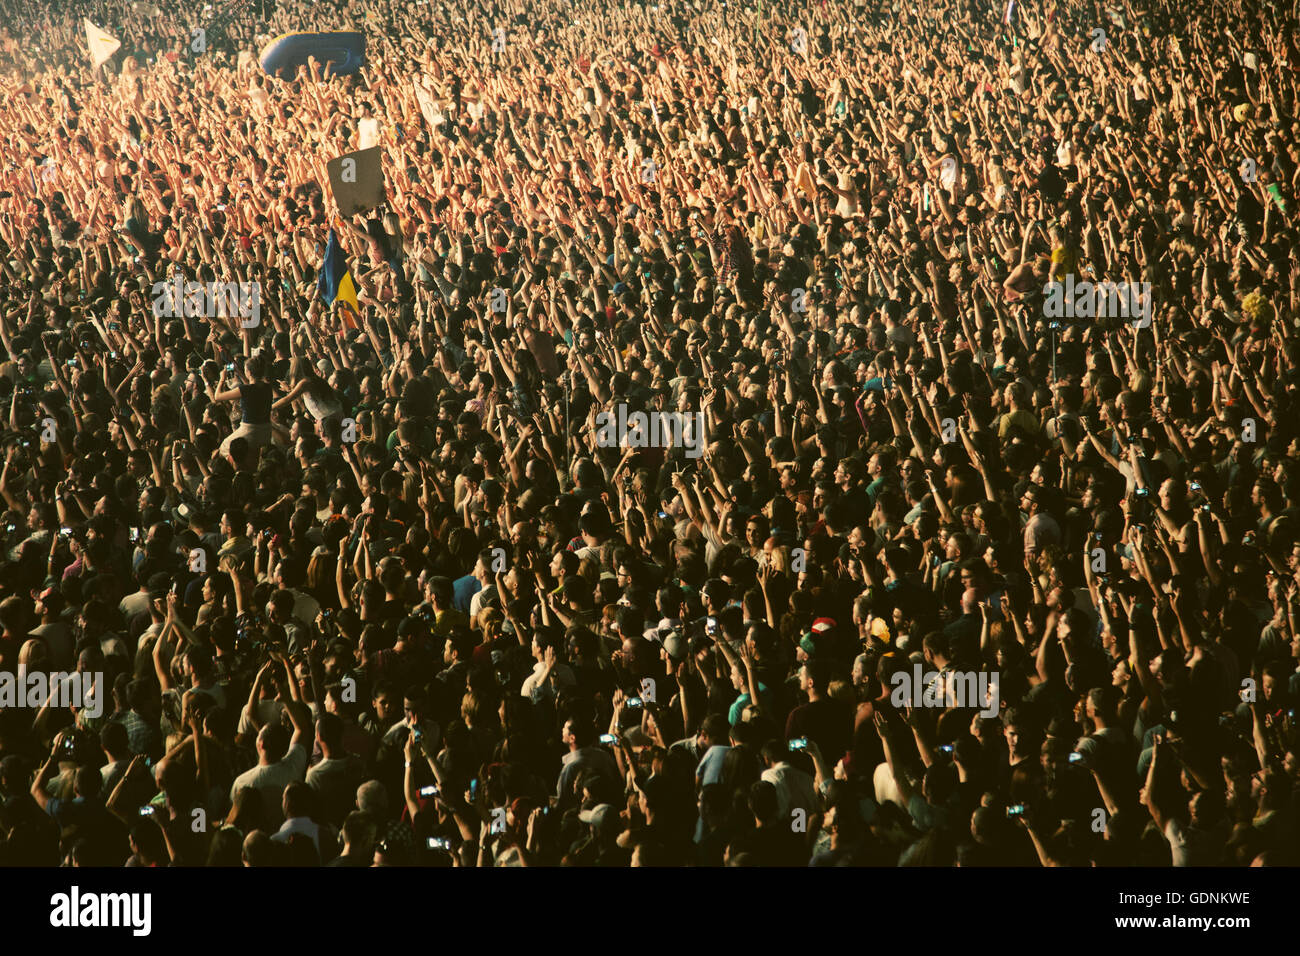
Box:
xmin=0 ymin=0 xmax=1297 ymax=867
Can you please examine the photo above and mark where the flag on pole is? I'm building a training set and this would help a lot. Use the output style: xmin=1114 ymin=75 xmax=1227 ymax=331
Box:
xmin=316 ymin=229 xmax=360 ymax=328
xmin=84 ymin=19 xmax=121 ymax=69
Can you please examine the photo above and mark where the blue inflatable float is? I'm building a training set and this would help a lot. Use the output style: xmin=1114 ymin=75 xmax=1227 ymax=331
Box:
xmin=259 ymin=32 xmax=366 ymax=79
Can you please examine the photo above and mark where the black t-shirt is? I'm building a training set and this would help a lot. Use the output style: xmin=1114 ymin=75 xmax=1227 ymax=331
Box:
xmin=785 ymin=697 xmax=853 ymax=764
xmin=238 ymin=382 xmax=273 ymax=425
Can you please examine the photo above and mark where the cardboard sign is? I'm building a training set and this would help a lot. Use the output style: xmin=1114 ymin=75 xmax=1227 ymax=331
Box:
xmin=326 ymin=146 xmax=384 ymax=217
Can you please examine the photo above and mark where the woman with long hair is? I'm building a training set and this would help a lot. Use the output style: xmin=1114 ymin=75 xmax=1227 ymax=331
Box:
xmin=273 ymin=355 xmax=343 ymax=425
xmin=208 ymin=352 xmax=274 ymax=458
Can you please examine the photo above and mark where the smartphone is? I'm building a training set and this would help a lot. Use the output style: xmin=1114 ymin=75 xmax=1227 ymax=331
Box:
xmin=470 ymin=779 xmax=478 ymax=799
xmin=419 ymin=785 xmax=439 ymax=797
xmin=939 ymin=744 xmax=954 ymax=754
xmin=427 ymin=836 xmax=451 ymax=849
xmin=1068 ymin=753 xmax=1084 ymax=765
xmin=599 ymin=733 xmax=618 ymax=745
xmin=1135 ymin=488 xmax=1149 ymax=498
xmin=139 ymin=806 xmax=155 ymax=817
xmin=224 ymin=362 xmax=236 ymax=372
xmin=1006 ymin=804 xmax=1026 ymax=818
xmin=625 ymin=697 xmax=643 ymax=708
xmin=1093 ymin=532 xmax=1103 ymax=542
xmin=216 ymin=204 xmax=227 ymax=212
xmin=789 ymin=737 xmax=808 ymax=751
xmin=58 ymin=527 xmax=72 ymax=537
xmin=1189 ymin=481 xmax=1201 ymax=492
xmin=411 ymin=728 xmax=423 ymax=745
xmin=65 ymin=359 xmax=76 ymax=367
xmin=1200 ymin=503 xmax=1211 ymax=512
xmin=706 ymin=616 xmax=718 ymax=634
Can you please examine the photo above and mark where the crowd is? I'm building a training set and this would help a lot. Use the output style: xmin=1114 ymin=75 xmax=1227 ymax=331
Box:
xmin=0 ymin=0 xmax=1297 ymax=867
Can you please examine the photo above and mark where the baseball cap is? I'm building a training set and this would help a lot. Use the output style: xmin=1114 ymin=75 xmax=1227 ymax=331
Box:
xmin=799 ymin=632 xmax=823 ymax=657
xmin=811 ymin=617 xmax=836 ymax=634
xmin=578 ymin=803 xmax=617 ymax=833
xmin=662 ymin=630 xmax=687 ymax=662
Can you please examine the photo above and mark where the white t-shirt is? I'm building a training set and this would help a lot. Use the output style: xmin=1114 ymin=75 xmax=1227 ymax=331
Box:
xmin=229 ymin=742 xmax=308 ymax=829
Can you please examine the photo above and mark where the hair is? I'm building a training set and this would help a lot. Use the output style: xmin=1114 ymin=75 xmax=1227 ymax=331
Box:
xmin=227 ymin=787 xmax=266 ymax=834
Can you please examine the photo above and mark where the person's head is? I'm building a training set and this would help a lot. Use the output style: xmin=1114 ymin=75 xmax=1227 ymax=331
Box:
xmin=256 ymin=723 xmax=289 ymax=765
xmin=72 ymin=766 xmax=102 ymax=801
xmin=99 ymin=721 xmax=129 ymax=762
xmin=341 ymin=811 xmax=377 ymax=855
xmin=129 ymin=818 xmax=168 ymax=865
xmin=800 ymin=659 xmax=833 ymax=697
xmin=241 ymin=830 xmax=276 ymax=867
xmin=561 ymin=717 xmax=597 ymax=752
xmin=282 ymin=781 xmax=314 ymax=822
xmin=357 ymin=780 xmax=389 ymax=819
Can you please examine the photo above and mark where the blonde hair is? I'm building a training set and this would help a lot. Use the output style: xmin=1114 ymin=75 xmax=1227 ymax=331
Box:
xmin=477 ymin=607 xmax=503 ymax=641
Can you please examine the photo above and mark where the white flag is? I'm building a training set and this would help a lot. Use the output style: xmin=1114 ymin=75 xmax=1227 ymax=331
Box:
xmin=414 ymin=81 xmax=444 ymax=129
xmin=84 ymin=19 xmax=121 ymax=69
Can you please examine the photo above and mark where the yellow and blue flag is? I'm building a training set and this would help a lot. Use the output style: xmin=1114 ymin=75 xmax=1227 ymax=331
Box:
xmin=317 ymin=228 xmax=360 ymax=327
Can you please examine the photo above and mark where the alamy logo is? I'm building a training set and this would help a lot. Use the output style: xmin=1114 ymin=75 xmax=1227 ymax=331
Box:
xmin=1043 ymin=276 xmax=1151 ymax=327
xmin=152 ymin=277 xmax=260 ymax=327
xmin=890 ymin=664 xmax=999 ymax=718
xmin=0 ymin=669 xmax=104 ymax=718
xmin=50 ymin=887 xmax=151 ymax=936
xmin=595 ymin=405 xmax=705 ymax=458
